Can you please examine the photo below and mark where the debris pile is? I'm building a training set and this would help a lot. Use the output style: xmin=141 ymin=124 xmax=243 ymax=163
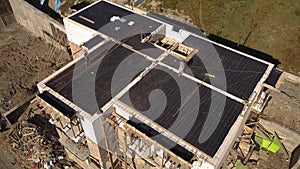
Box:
xmin=8 ymin=117 xmax=72 ymax=168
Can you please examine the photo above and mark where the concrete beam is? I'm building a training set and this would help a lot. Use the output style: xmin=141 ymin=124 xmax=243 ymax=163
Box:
xmin=158 ymin=62 xmax=245 ymax=104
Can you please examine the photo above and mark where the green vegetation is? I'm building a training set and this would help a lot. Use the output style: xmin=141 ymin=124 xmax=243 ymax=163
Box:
xmin=144 ymin=0 xmax=300 ymax=74
xmin=141 ymin=0 xmax=153 ymax=11
xmin=60 ymin=0 xmax=97 ymax=16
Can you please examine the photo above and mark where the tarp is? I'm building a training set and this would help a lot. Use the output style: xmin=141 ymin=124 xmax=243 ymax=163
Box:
xmin=40 ymin=0 xmax=46 ymax=5
xmin=40 ymin=0 xmax=61 ymax=13
xmin=255 ymin=133 xmax=281 ymax=153
xmin=235 ymin=160 xmax=248 ymax=169
xmin=55 ymin=0 xmax=62 ymax=13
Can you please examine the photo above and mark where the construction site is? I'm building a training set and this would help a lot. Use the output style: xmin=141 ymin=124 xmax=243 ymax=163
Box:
xmin=0 ymin=0 xmax=300 ymax=169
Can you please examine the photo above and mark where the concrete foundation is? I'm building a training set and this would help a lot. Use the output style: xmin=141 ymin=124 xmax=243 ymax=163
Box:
xmin=8 ymin=0 xmax=67 ymax=50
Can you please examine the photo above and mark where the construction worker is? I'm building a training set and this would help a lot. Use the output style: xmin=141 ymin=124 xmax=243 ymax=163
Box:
xmin=83 ymin=49 xmax=89 ymax=66
xmin=178 ymin=60 xmax=185 ymax=76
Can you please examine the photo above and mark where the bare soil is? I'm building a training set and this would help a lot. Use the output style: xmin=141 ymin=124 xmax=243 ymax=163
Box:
xmin=256 ymin=148 xmax=290 ymax=169
xmin=0 ymin=144 xmax=24 ymax=169
xmin=0 ymin=15 xmax=69 ymax=112
xmin=256 ymin=75 xmax=300 ymax=169
xmin=261 ymin=77 xmax=300 ymax=134
xmin=0 ymin=15 xmax=69 ymax=169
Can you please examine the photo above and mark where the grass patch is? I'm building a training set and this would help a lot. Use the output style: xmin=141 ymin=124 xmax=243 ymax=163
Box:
xmin=143 ymin=0 xmax=300 ymax=74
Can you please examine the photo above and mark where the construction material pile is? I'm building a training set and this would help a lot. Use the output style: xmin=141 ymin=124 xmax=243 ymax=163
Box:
xmin=8 ymin=116 xmax=72 ymax=168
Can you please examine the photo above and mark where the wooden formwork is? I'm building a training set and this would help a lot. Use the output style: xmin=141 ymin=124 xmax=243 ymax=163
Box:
xmin=105 ymin=107 xmax=193 ymax=169
xmin=153 ymin=37 xmax=197 ymax=62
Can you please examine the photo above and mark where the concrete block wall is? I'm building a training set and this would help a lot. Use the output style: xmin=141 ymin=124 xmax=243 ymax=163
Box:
xmin=8 ymin=0 xmax=67 ymax=50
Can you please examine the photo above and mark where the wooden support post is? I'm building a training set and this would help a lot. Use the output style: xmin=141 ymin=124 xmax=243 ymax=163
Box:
xmin=77 ymin=124 xmax=81 ymax=137
xmin=100 ymin=120 xmax=115 ymax=169
xmin=125 ymin=123 xmax=192 ymax=168
xmin=108 ymin=109 xmax=193 ymax=168
xmin=79 ymin=120 xmax=83 ymax=132
xmin=59 ymin=118 xmax=63 ymax=128
xmin=243 ymin=144 xmax=255 ymax=164
xmin=161 ymin=152 xmax=164 ymax=169
xmin=123 ymin=131 xmax=128 ymax=169
xmin=71 ymin=123 xmax=76 ymax=138
xmin=139 ymin=138 xmax=143 ymax=152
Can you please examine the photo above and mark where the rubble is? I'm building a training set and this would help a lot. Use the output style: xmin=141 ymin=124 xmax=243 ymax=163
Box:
xmin=8 ymin=113 xmax=75 ymax=169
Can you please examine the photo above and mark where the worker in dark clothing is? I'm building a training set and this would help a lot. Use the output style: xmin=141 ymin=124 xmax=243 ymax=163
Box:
xmin=83 ymin=50 xmax=89 ymax=66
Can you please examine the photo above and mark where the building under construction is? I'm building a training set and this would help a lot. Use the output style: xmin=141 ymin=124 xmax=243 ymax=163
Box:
xmin=35 ymin=1 xmax=280 ymax=168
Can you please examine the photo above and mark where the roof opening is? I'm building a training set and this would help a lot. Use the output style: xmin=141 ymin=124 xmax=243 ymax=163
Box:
xmin=153 ymin=37 xmax=197 ymax=62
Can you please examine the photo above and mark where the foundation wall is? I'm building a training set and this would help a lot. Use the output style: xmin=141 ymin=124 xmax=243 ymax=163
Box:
xmin=8 ymin=0 xmax=67 ymax=50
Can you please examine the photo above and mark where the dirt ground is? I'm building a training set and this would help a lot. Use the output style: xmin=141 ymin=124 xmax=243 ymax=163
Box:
xmin=261 ymin=76 xmax=300 ymax=135
xmin=0 ymin=14 xmax=69 ymax=169
xmin=0 ymin=15 xmax=69 ymax=112
xmin=257 ymin=74 xmax=300 ymax=169
xmin=0 ymin=144 xmax=24 ymax=169
xmin=256 ymin=150 xmax=290 ymax=169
